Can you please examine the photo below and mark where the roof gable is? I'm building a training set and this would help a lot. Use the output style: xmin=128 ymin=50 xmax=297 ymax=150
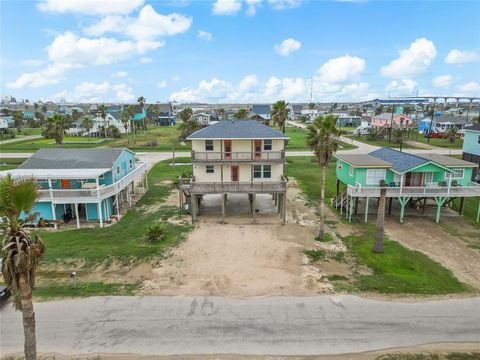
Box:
xmin=251 ymin=104 xmax=271 ymax=114
xmin=368 ymin=148 xmax=428 ymax=173
xmin=187 ymin=120 xmax=288 ymax=140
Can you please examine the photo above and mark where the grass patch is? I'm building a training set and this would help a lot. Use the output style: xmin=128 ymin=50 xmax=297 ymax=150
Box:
xmin=39 ymin=157 xmax=193 ymax=264
xmin=303 ymin=249 xmax=327 ymax=262
xmin=315 ymin=233 xmax=334 ymax=242
xmin=33 ymin=282 xmax=139 ymax=299
xmin=0 ymin=157 xmax=27 ymax=170
xmin=326 ymin=274 xmax=349 ymax=281
xmin=347 ymin=135 xmax=422 ymax=149
xmin=413 ymin=135 xmax=464 ymax=149
xmin=342 ymin=224 xmax=469 ymax=294
xmin=285 ymin=127 xmax=357 ymax=150
xmin=375 ymin=353 xmax=480 ymax=360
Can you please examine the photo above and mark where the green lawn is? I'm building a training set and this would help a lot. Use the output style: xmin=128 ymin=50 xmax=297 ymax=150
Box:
xmin=34 ymin=282 xmax=139 ymax=299
xmin=40 ymin=157 xmax=193 ymax=264
xmin=375 ymin=353 xmax=480 ymax=360
xmin=348 ymin=135 xmax=423 ymax=150
xmin=414 ymin=134 xmax=464 ymax=149
xmin=0 ymin=157 xmax=27 ymax=170
xmin=0 ymin=127 xmax=42 ymax=141
xmin=342 ymin=224 xmax=469 ymax=294
xmin=285 ymin=127 xmax=357 ymax=151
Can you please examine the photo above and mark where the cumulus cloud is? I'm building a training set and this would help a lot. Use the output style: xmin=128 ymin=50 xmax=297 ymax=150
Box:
xmin=274 ymin=38 xmax=302 ymax=56
xmin=6 ymin=63 xmax=75 ymax=89
xmin=158 ymin=80 xmax=168 ymax=88
xmin=380 ymin=38 xmax=437 ymax=78
xmin=212 ymin=0 xmax=242 ymax=15
xmin=445 ymin=49 xmax=479 ymax=64
xmin=37 ymin=0 xmax=144 ymax=15
xmin=268 ymin=0 xmax=302 ymax=10
xmin=112 ymin=71 xmax=128 ymax=78
xmin=84 ymin=5 xmax=192 ymax=40
xmin=316 ymin=55 xmax=366 ymax=83
xmin=197 ymin=30 xmax=213 ymax=42
xmin=432 ymin=75 xmax=453 ymax=88
xmin=385 ymin=79 xmax=417 ymax=95
xmin=50 ymin=81 xmax=134 ymax=103
xmin=140 ymin=57 xmax=154 ymax=64
xmin=454 ymin=81 xmax=480 ymax=96
xmin=239 ymin=74 xmax=259 ymax=91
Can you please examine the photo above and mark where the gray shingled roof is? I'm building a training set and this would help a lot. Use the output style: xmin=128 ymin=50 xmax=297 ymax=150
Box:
xmin=187 ymin=120 xmax=288 ymax=140
xmin=335 ymin=154 xmax=392 ymax=167
xmin=251 ymin=104 xmax=271 ymax=115
xmin=368 ymin=148 xmax=427 ymax=173
xmin=18 ymin=148 xmax=127 ymax=169
xmin=465 ymin=124 xmax=480 ymax=132
xmin=416 ymin=154 xmax=478 ymax=168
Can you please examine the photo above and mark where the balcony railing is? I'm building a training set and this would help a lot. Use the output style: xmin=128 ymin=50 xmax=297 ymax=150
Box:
xmin=178 ymin=176 xmax=287 ymax=194
xmin=346 ymin=182 xmax=480 ymax=198
xmin=191 ymin=150 xmax=285 ymax=162
xmin=37 ymin=162 xmax=147 ymax=202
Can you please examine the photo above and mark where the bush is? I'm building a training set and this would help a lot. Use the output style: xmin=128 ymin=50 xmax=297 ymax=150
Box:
xmin=303 ymin=249 xmax=326 ymax=262
xmin=145 ymin=223 xmax=167 ymax=242
xmin=145 ymin=139 xmax=158 ymax=147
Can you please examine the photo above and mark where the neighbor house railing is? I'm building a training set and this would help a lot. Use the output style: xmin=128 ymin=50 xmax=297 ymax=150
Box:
xmin=37 ymin=162 xmax=147 ymax=202
xmin=346 ymin=181 xmax=480 ymax=198
xmin=191 ymin=150 xmax=285 ymax=162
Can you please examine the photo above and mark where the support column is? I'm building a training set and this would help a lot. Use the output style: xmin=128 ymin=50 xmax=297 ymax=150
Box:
xmin=477 ymin=199 xmax=480 ymax=223
xmin=435 ymin=196 xmax=446 ymax=224
xmin=51 ymin=203 xmax=57 ymax=229
xmin=336 ymin=179 xmax=340 ymax=197
xmin=97 ymin=202 xmax=103 ymax=228
xmin=459 ymin=197 xmax=465 ymax=215
xmin=252 ymin=193 xmax=256 ymax=224
xmin=388 ymin=197 xmax=393 ymax=215
xmin=221 ymin=193 xmax=226 ymax=224
xmin=354 ymin=197 xmax=359 ymax=215
xmin=192 ymin=195 xmax=197 ymax=223
xmin=349 ymin=195 xmax=353 ymax=223
xmin=340 ymin=194 xmax=343 ymax=215
xmin=364 ymin=197 xmax=370 ymax=223
xmin=398 ymin=197 xmax=411 ymax=224
xmin=144 ymin=171 xmax=149 ymax=190
xmin=282 ymin=192 xmax=287 ymax=224
xmin=74 ymin=203 xmax=80 ymax=229
xmin=115 ymin=194 xmax=120 ymax=220
xmin=278 ymin=192 xmax=282 ymax=214
xmin=422 ymin=197 xmax=427 ymax=215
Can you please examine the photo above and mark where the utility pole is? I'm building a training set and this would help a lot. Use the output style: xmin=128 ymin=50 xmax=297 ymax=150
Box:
xmin=427 ymin=97 xmax=437 ymax=143
xmin=388 ymin=105 xmax=395 ymax=143
xmin=466 ymin=98 xmax=473 ymax=123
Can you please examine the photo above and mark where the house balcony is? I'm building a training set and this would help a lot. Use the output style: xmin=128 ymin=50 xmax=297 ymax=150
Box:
xmin=37 ymin=162 xmax=147 ymax=203
xmin=178 ymin=176 xmax=287 ymax=195
xmin=191 ymin=150 xmax=285 ymax=163
xmin=346 ymin=181 xmax=480 ymax=198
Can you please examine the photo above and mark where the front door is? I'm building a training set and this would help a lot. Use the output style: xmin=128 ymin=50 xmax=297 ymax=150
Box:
xmin=254 ymin=140 xmax=262 ymax=160
xmin=61 ymin=179 xmax=71 ymax=189
xmin=404 ymin=172 xmax=422 ymax=187
xmin=224 ymin=140 xmax=232 ymax=160
xmin=231 ymin=166 xmax=239 ymax=182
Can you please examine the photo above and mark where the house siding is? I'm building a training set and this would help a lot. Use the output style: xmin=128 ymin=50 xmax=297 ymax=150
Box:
xmin=463 ymin=130 xmax=480 ymax=156
xmin=112 ymin=149 xmax=136 ymax=182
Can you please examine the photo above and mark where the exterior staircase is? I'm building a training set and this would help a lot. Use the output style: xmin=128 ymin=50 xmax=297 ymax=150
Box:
xmin=332 ymin=188 xmax=348 ymax=210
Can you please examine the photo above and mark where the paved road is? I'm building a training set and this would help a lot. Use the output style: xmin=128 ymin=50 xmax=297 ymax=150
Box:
xmin=0 ymin=134 xmax=42 ymax=145
xmin=1 ymin=295 xmax=479 ymax=356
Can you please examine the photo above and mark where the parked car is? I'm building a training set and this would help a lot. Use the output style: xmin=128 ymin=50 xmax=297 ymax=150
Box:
xmin=354 ymin=126 xmax=373 ymax=135
xmin=0 ymin=285 xmax=11 ymax=305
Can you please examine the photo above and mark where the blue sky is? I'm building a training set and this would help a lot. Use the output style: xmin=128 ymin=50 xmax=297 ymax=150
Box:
xmin=1 ymin=0 xmax=479 ymax=103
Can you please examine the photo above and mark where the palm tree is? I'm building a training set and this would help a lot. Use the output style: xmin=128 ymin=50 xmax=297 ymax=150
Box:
xmin=41 ymin=105 xmax=47 ymax=114
xmin=392 ymin=128 xmax=407 ymax=151
xmin=306 ymin=115 xmax=343 ymax=240
xmin=216 ymin=107 xmax=226 ymax=120
xmin=178 ymin=107 xmax=193 ymax=123
xmin=234 ymin=108 xmax=248 ymax=120
xmin=42 ymin=114 xmax=66 ymax=144
xmin=81 ymin=116 xmax=93 ymax=136
xmin=137 ymin=96 xmax=146 ymax=134
xmin=97 ymin=104 xmax=108 ymax=139
xmin=446 ymin=127 xmax=457 ymax=143
xmin=271 ymin=100 xmax=289 ymax=133
xmin=373 ymin=180 xmax=386 ymax=253
xmin=13 ymin=111 xmax=23 ymax=133
xmin=124 ymin=105 xmax=136 ymax=143
xmin=0 ymin=175 xmax=45 ymax=360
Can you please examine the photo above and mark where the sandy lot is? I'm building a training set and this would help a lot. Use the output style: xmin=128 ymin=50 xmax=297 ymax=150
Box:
xmin=385 ymin=217 xmax=480 ymax=291
xmin=141 ymin=181 xmax=352 ymax=297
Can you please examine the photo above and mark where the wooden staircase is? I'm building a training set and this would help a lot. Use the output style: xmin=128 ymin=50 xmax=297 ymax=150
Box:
xmin=332 ymin=188 xmax=348 ymax=210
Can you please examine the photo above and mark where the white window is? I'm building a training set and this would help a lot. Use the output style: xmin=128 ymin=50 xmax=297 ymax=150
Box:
xmin=253 ymin=165 xmax=262 ymax=178
xmin=366 ymin=169 xmax=386 ymax=185
xmin=424 ymin=172 xmax=434 ymax=184
xmin=349 ymin=166 xmax=353 ymax=176
xmin=205 ymin=140 xmax=214 ymax=151
xmin=99 ymin=174 xmax=105 ymax=180
xmin=263 ymin=139 xmax=272 ymax=151
xmin=445 ymin=169 xmax=464 ymax=180
xmin=393 ymin=173 xmax=401 ymax=185
xmin=253 ymin=165 xmax=271 ymax=179
xmin=206 ymin=165 xmax=214 ymax=174
xmin=129 ymin=159 xmax=133 ymax=168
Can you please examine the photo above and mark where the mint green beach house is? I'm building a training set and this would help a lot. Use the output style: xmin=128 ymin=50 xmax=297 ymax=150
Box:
xmin=334 ymin=147 xmax=480 ymax=223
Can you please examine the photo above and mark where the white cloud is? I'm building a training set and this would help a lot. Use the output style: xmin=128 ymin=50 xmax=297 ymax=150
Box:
xmin=6 ymin=63 xmax=76 ymax=89
xmin=113 ymin=83 xmax=135 ymax=102
xmin=197 ymin=30 xmax=213 ymax=42
xmin=74 ymin=81 xmax=111 ymax=98
xmin=140 ymin=57 xmax=154 ymax=64
xmin=385 ymin=79 xmax=417 ymax=94
xmin=274 ymin=38 xmax=302 ymax=56
xmin=239 ymin=74 xmax=259 ymax=91
xmin=380 ymin=38 xmax=437 ymax=78
xmin=316 ymin=55 xmax=366 ymax=83
xmin=112 ymin=71 xmax=128 ymax=78
xmin=84 ymin=5 xmax=192 ymax=40
xmin=445 ymin=49 xmax=479 ymax=64
xmin=172 ymin=75 xmax=180 ymax=82
xmin=246 ymin=0 xmax=262 ymax=16
xmin=268 ymin=0 xmax=302 ymax=10
xmin=454 ymin=81 xmax=480 ymax=96
xmin=50 ymin=81 xmax=134 ymax=103
xmin=21 ymin=59 xmax=46 ymax=67
xmin=158 ymin=80 xmax=168 ymax=88
xmin=212 ymin=0 xmax=242 ymax=15
xmin=37 ymin=0 xmax=144 ymax=15
xmin=432 ymin=75 xmax=453 ymax=88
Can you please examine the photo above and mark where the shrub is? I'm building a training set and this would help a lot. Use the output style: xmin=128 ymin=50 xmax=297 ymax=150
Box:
xmin=303 ymin=249 xmax=326 ymax=262
xmin=145 ymin=223 xmax=167 ymax=242
xmin=145 ymin=139 xmax=158 ymax=147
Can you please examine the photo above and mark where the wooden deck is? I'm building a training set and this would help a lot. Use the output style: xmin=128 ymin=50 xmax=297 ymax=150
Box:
xmin=178 ymin=176 xmax=287 ymax=194
xmin=191 ymin=150 xmax=285 ymax=163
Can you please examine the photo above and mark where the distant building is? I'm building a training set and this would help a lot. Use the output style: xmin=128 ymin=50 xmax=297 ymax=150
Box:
xmin=191 ymin=112 xmax=218 ymax=126
xmin=418 ymin=115 xmax=469 ymax=134
xmin=371 ymin=113 xmax=412 ymax=128
xmin=462 ymin=124 xmax=480 ymax=181
xmin=155 ymin=103 xmax=176 ymax=126
xmin=370 ymin=98 xmax=429 ymax=107
xmin=335 ymin=114 xmax=362 ymax=127
xmin=22 ymin=111 xmax=34 ymax=119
